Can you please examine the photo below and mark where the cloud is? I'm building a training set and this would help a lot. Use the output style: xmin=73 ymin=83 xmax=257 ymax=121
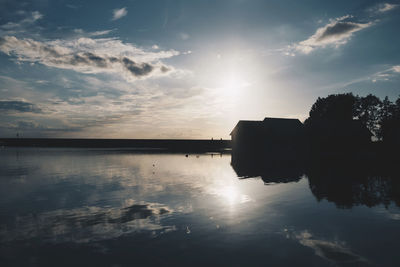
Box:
xmin=66 ymin=4 xmax=79 ymax=9
xmin=73 ymin=28 xmax=115 ymax=37
xmin=0 ymin=36 xmax=180 ymax=81
xmin=179 ymin=32 xmax=190 ymax=40
xmin=2 ymin=11 xmax=43 ymax=29
xmin=392 ymin=65 xmax=400 ymax=73
xmin=10 ymin=121 xmax=81 ymax=133
xmin=370 ymin=65 xmax=400 ymax=82
xmin=73 ymin=28 xmax=84 ymax=34
xmin=376 ymin=3 xmax=398 ymax=13
xmin=121 ymin=57 xmax=154 ymax=77
xmin=89 ymin=29 xmax=114 ymax=36
xmin=372 ymin=73 xmax=391 ymax=83
xmin=0 ymin=71 xmax=207 ymax=138
xmin=0 ymin=11 xmax=43 ymax=33
xmin=112 ymin=7 xmax=128 ymax=21
xmin=0 ymin=100 xmax=42 ymax=113
xmin=291 ymin=16 xmax=373 ymax=54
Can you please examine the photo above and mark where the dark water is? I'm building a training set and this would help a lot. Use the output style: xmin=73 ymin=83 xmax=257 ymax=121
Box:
xmin=0 ymin=148 xmax=399 ymax=266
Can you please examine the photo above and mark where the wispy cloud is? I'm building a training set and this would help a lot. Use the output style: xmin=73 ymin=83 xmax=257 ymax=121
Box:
xmin=112 ymin=7 xmax=128 ymax=21
xmin=0 ymin=68 xmax=209 ymax=138
xmin=0 ymin=100 xmax=42 ymax=113
xmin=392 ymin=65 xmax=400 ymax=73
xmin=72 ymin=28 xmax=116 ymax=38
xmin=371 ymin=65 xmax=400 ymax=82
xmin=375 ymin=3 xmax=398 ymax=13
xmin=73 ymin=28 xmax=114 ymax=37
xmin=0 ymin=36 xmax=179 ymax=81
xmin=0 ymin=11 xmax=43 ymax=34
xmin=89 ymin=29 xmax=114 ymax=36
xmin=4 ymin=120 xmax=81 ymax=133
xmin=179 ymin=32 xmax=190 ymax=40
xmin=284 ymin=2 xmax=398 ymax=56
xmin=66 ymin=4 xmax=79 ymax=9
xmin=291 ymin=15 xmax=373 ymax=54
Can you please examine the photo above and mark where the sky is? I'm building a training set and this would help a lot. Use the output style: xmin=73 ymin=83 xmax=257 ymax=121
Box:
xmin=0 ymin=0 xmax=399 ymax=139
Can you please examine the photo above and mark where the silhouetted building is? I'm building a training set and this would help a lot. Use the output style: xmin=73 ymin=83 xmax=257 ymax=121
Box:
xmin=230 ymin=117 xmax=305 ymax=158
xmin=231 ymin=154 xmax=304 ymax=183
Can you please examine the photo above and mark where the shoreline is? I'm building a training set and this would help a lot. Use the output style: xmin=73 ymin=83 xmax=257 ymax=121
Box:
xmin=0 ymin=138 xmax=232 ymax=152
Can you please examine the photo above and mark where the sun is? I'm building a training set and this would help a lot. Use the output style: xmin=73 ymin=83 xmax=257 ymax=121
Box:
xmin=219 ymin=70 xmax=251 ymax=97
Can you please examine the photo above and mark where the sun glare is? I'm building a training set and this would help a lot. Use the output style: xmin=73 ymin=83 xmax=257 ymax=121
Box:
xmin=219 ymin=186 xmax=239 ymax=204
xmin=219 ymin=71 xmax=251 ymax=97
xmin=215 ymin=185 xmax=252 ymax=207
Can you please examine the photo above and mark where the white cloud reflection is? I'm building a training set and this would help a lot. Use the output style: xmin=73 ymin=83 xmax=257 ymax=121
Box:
xmin=0 ymin=201 xmax=175 ymax=243
xmin=285 ymin=229 xmax=370 ymax=264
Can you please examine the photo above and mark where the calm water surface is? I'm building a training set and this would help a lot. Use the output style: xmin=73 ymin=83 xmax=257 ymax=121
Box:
xmin=0 ymin=148 xmax=399 ymax=266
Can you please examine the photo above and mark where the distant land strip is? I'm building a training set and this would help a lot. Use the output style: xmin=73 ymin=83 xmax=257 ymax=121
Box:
xmin=0 ymin=138 xmax=232 ymax=152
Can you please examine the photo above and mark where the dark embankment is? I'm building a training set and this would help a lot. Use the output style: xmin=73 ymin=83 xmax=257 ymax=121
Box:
xmin=0 ymin=138 xmax=232 ymax=152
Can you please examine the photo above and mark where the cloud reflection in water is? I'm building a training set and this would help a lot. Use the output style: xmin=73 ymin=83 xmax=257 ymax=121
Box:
xmin=284 ymin=229 xmax=370 ymax=265
xmin=0 ymin=201 xmax=175 ymax=243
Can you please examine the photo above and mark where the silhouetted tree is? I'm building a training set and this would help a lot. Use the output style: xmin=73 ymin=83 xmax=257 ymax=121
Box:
xmin=378 ymin=97 xmax=395 ymax=139
xmin=304 ymin=93 xmax=356 ymax=126
xmin=304 ymin=94 xmax=364 ymax=157
xmin=305 ymin=93 xmax=400 ymax=141
xmin=380 ymin=96 xmax=400 ymax=145
xmin=354 ymin=94 xmax=382 ymax=138
xmin=307 ymin=161 xmax=400 ymax=208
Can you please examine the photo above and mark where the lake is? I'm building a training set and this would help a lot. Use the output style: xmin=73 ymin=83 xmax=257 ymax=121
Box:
xmin=0 ymin=148 xmax=399 ymax=266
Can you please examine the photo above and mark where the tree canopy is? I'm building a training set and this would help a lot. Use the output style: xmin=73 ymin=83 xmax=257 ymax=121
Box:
xmin=305 ymin=93 xmax=400 ymax=141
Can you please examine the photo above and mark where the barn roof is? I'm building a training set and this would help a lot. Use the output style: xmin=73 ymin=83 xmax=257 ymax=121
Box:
xmin=230 ymin=117 xmax=303 ymax=135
